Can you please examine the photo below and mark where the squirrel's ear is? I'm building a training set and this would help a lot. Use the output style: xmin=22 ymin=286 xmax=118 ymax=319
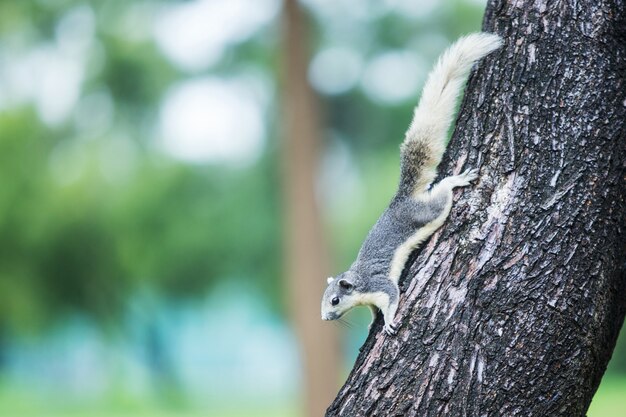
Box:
xmin=339 ymin=279 xmax=353 ymax=291
xmin=326 ymin=277 xmax=334 ymax=284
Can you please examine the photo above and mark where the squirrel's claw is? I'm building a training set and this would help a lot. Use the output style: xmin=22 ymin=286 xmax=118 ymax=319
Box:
xmin=383 ymin=322 xmax=398 ymax=336
xmin=462 ymin=168 xmax=479 ymax=183
xmin=454 ymin=168 xmax=479 ymax=187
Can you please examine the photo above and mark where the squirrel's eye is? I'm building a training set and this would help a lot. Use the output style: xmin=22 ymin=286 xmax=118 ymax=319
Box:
xmin=331 ymin=297 xmax=340 ymax=306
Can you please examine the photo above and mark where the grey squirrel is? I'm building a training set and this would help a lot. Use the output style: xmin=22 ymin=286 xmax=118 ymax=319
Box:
xmin=321 ymin=33 xmax=503 ymax=335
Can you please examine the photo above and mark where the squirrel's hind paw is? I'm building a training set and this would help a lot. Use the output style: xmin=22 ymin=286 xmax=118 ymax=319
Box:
xmin=460 ymin=168 xmax=479 ymax=184
xmin=449 ymin=168 xmax=479 ymax=188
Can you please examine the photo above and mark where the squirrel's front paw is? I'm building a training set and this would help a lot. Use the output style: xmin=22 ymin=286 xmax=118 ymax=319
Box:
xmin=383 ymin=321 xmax=398 ymax=336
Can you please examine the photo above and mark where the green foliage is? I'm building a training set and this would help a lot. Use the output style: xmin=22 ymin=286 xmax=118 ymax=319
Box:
xmin=0 ymin=117 xmax=281 ymax=331
xmin=0 ymin=0 xmax=283 ymax=334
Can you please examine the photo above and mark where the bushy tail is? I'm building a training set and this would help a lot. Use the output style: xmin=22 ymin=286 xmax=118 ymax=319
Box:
xmin=399 ymin=32 xmax=502 ymax=197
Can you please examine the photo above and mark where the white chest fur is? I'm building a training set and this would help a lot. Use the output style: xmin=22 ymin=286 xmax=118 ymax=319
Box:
xmin=349 ymin=291 xmax=390 ymax=309
xmin=387 ymin=209 xmax=451 ymax=283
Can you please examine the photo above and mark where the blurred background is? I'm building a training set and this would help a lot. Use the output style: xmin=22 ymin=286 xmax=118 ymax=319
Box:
xmin=0 ymin=0 xmax=623 ymax=416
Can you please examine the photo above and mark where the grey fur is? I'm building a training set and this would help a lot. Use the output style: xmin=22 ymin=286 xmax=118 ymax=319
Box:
xmin=321 ymin=33 xmax=502 ymax=336
xmin=321 ymin=178 xmax=470 ymax=335
xmin=355 ymin=197 xmax=445 ymax=276
xmin=398 ymin=140 xmax=430 ymax=198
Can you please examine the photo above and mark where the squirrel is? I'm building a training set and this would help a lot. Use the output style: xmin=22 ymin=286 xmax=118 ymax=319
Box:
xmin=321 ymin=32 xmax=502 ymax=335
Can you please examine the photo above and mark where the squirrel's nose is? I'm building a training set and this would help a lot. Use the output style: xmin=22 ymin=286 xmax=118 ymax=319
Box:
xmin=322 ymin=312 xmax=337 ymax=321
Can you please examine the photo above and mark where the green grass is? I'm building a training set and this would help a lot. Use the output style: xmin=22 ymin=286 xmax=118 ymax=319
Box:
xmin=0 ymin=403 xmax=299 ymax=417
xmin=0 ymin=411 xmax=296 ymax=417
xmin=0 ymin=386 xmax=299 ymax=417
xmin=0 ymin=376 xmax=623 ymax=417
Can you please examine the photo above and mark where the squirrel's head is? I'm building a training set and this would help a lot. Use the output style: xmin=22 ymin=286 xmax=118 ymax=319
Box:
xmin=321 ymin=271 xmax=358 ymax=321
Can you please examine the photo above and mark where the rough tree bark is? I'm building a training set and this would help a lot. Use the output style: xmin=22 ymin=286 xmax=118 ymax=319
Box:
xmin=326 ymin=1 xmax=626 ymax=416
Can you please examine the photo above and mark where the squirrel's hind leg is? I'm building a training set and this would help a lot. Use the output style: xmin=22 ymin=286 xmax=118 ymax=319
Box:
xmin=422 ymin=168 xmax=478 ymax=201
xmin=409 ymin=168 xmax=479 ymax=225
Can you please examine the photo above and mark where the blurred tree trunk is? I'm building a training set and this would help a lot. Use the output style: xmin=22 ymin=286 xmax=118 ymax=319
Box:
xmin=280 ymin=1 xmax=340 ymax=417
xmin=326 ymin=0 xmax=626 ymax=416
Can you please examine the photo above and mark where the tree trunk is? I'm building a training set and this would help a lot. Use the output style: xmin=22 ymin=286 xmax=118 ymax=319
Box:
xmin=326 ymin=1 xmax=626 ymax=416
xmin=280 ymin=1 xmax=341 ymax=417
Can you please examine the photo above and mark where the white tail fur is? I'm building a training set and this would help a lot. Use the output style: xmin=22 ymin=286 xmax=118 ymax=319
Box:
xmin=402 ymin=32 xmax=502 ymax=195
